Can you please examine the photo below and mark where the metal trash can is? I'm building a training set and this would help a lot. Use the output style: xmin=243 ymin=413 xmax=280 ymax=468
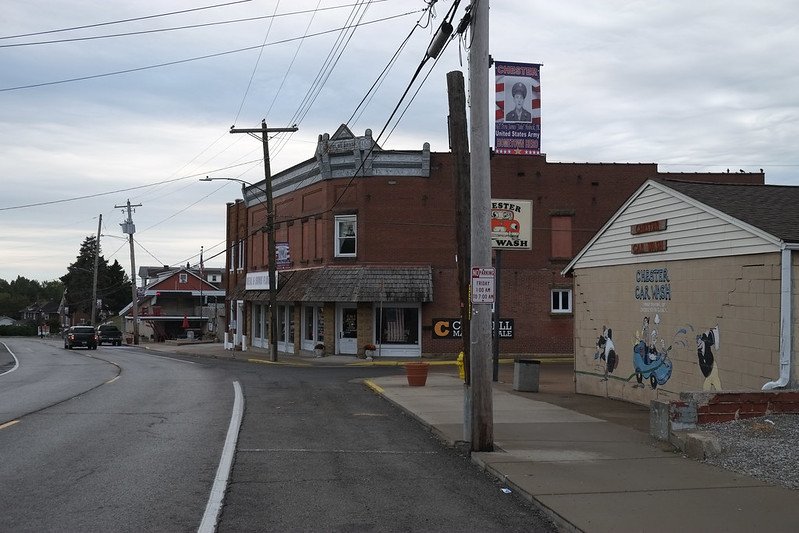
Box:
xmin=513 ymin=359 xmax=540 ymax=392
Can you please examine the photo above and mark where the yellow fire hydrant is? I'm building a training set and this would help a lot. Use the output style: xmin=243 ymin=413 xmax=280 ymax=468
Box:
xmin=457 ymin=351 xmax=465 ymax=380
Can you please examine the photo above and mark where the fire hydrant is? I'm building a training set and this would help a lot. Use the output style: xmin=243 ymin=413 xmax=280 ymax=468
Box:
xmin=457 ymin=351 xmax=465 ymax=380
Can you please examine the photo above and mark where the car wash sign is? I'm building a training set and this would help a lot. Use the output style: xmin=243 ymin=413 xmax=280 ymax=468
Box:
xmin=491 ymin=199 xmax=532 ymax=249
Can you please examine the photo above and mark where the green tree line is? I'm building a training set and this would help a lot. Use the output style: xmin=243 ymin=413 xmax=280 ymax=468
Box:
xmin=0 ymin=235 xmax=132 ymax=322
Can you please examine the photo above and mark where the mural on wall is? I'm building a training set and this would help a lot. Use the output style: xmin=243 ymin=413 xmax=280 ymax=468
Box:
xmin=592 ymin=314 xmax=699 ymax=390
xmin=594 ymin=326 xmax=618 ymax=381
xmin=590 ymin=318 xmax=725 ymax=391
xmin=697 ymin=325 xmax=722 ymax=391
xmin=632 ymin=314 xmax=682 ymax=389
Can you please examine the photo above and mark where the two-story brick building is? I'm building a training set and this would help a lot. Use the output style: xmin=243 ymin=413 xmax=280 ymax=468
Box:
xmin=223 ymin=124 xmax=763 ymax=359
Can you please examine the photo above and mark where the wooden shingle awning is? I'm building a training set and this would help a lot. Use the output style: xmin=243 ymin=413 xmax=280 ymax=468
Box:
xmin=243 ymin=266 xmax=433 ymax=303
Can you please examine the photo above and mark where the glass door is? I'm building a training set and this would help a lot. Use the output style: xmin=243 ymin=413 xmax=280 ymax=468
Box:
xmin=337 ymin=304 xmax=357 ymax=355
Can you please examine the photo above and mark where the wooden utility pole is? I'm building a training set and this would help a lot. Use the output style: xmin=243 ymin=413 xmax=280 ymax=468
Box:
xmin=446 ymin=71 xmax=471 ymax=384
xmin=116 ymin=200 xmax=142 ymax=344
xmin=230 ymin=121 xmax=297 ymax=362
xmin=467 ymin=0 xmax=493 ymax=451
xmin=90 ymin=214 xmax=102 ymax=326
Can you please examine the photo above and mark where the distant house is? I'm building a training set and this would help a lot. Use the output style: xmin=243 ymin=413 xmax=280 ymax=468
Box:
xmin=0 ymin=316 xmax=16 ymax=326
xmin=120 ymin=266 xmax=225 ymax=341
xmin=20 ymin=300 xmax=61 ymax=324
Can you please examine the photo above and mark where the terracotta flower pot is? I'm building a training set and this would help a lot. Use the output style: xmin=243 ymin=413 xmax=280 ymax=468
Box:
xmin=405 ymin=361 xmax=429 ymax=386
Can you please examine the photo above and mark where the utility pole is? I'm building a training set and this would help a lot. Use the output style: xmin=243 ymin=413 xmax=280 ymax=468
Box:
xmin=91 ymin=214 xmax=102 ymax=326
xmin=467 ymin=0 xmax=493 ymax=451
xmin=116 ymin=200 xmax=142 ymax=345
xmin=447 ymin=71 xmax=471 ymax=384
xmin=230 ymin=120 xmax=297 ymax=362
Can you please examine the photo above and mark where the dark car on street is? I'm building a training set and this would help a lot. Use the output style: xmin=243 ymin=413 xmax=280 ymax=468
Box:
xmin=96 ymin=324 xmax=123 ymax=346
xmin=64 ymin=325 xmax=98 ymax=350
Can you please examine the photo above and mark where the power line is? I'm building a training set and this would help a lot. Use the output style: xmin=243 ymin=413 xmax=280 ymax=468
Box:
xmin=0 ymin=0 xmax=253 ymax=40
xmin=0 ymin=159 xmax=261 ymax=211
xmin=1 ymin=1 xmax=398 ymax=49
xmin=232 ymin=0 xmax=283 ymax=127
xmin=0 ymin=11 xmax=422 ymax=93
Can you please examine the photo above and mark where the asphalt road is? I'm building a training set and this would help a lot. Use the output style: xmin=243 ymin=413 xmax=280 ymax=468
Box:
xmin=0 ymin=338 xmax=236 ymax=532
xmin=1 ymin=339 xmax=555 ymax=532
xmin=219 ymin=363 xmax=555 ymax=532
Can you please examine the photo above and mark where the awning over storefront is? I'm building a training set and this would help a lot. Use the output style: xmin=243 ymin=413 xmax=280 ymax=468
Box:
xmin=242 ymin=266 xmax=433 ymax=303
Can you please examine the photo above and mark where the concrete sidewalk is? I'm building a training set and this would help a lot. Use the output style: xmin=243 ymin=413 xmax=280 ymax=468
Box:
xmin=366 ymin=373 xmax=799 ymax=533
xmin=138 ymin=341 xmax=799 ymax=531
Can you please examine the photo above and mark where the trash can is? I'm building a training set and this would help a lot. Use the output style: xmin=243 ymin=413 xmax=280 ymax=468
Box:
xmin=513 ymin=359 xmax=540 ymax=392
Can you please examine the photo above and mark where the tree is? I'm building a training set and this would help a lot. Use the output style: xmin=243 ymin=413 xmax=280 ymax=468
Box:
xmin=0 ymin=276 xmax=64 ymax=319
xmin=61 ymin=236 xmax=131 ymax=322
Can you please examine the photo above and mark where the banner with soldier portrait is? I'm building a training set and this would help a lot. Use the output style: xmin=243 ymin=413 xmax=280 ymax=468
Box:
xmin=495 ymin=61 xmax=541 ymax=156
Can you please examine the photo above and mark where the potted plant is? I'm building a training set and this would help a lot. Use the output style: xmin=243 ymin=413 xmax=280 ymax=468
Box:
xmin=405 ymin=360 xmax=430 ymax=386
xmin=314 ymin=342 xmax=325 ymax=358
xmin=363 ymin=343 xmax=376 ymax=359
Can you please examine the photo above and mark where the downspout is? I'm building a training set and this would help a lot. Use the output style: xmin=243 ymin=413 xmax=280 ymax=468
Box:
xmin=763 ymin=246 xmax=794 ymax=390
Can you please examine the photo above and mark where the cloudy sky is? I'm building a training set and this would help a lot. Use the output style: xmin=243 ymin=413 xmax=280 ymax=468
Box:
xmin=2 ymin=0 xmax=797 ymax=284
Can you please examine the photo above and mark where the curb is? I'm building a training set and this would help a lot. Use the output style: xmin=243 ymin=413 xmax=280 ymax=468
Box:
xmin=363 ymin=377 xmax=582 ymax=533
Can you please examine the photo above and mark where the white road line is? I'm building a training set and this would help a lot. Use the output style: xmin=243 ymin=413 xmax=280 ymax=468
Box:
xmin=0 ymin=341 xmax=20 ymax=377
xmin=198 ymin=380 xmax=244 ymax=533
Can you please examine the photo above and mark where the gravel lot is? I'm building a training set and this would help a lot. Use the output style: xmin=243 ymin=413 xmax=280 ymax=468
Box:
xmin=699 ymin=414 xmax=799 ymax=490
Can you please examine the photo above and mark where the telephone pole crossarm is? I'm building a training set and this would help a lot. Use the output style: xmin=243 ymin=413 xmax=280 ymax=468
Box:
xmin=229 ymin=122 xmax=298 ymax=362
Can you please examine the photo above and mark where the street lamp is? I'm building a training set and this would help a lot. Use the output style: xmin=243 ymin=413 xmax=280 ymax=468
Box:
xmin=200 ymin=175 xmax=279 ymax=361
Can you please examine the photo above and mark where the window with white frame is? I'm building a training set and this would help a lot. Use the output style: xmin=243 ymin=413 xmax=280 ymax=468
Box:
xmin=179 ymin=273 xmax=188 ymax=283
xmin=237 ymin=239 xmax=246 ymax=271
xmin=334 ymin=215 xmax=357 ymax=257
xmin=551 ymin=288 xmax=572 ymax=314
xmin=302 ymin=305 xmax=324 ymax=346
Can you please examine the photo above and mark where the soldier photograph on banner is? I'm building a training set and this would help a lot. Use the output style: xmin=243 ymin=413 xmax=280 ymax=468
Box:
xmin=494 ymin=61 xmax=541 ymax=156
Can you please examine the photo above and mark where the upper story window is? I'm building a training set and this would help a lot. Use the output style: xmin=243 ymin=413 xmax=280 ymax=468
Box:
xmin=237 ymin=239 xmax=246 ymax=270
xmin=335 ymin=215 xmax=357 ymax=257
xmin=179 ymin=273 xmax=188 ymax=284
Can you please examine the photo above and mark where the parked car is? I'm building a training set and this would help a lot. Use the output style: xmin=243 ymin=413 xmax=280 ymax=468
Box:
xmin=96 ymin=324 xmax=123 ymax=346
xmin=64 ymin=325 xmax=98 ymax=350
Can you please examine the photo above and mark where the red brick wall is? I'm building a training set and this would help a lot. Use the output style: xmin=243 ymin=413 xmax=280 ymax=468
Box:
xmin=226 ymin=152 xmax=764 ymax=357
xmin=692 ymin=391 xmax=799 ymax=424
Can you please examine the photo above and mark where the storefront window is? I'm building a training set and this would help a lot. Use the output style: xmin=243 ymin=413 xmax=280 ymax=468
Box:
xmin=376 ymin=306 xmax=419 ymax=345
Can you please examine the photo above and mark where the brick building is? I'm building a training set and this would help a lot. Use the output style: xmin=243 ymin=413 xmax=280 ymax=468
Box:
xmin=223 ymin=125 xmax=763 ymax=359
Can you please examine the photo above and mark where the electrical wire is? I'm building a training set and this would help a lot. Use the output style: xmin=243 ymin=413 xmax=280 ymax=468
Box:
xmin=0 ymin=159 xmax=261 ymax=211
xmin=0 ymin=0 xmax=253 ymax=40
xmin=0 ymin=11 xmax=423 ymax=93
xmin=0 ymin=1 xmax=397 ymax=49
xmin=261 ymin=0 xmax=323 ymax=123
xmin=231 ymin=0 xmax=282 ymax=127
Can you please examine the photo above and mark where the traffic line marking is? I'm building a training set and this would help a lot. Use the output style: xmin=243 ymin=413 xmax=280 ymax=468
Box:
xmin=198 ymin=380 xmax=244 ymax=533
xmin=0 ymin=420 xmax=20 ymax=430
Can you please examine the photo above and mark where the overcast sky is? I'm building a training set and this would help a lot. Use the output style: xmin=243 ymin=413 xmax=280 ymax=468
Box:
xmin=2 ymin=0 xmax=797 ymax=285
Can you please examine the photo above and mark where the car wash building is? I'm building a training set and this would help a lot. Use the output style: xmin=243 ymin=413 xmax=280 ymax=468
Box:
xmin=564 ymin=180 xmax=798 ymax=406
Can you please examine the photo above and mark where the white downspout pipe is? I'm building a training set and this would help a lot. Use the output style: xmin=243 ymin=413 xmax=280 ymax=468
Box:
xmin=763 ymin=247 xmax=794 ymax=390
